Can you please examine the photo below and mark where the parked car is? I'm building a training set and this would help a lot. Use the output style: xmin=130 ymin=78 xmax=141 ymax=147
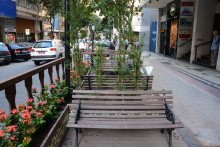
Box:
xmin=17 ymin=43 xmax=34 ymax=59
xmin=106 ymin=42 xmax=115 ymax=50
xmin=0 ymin=42 xmax=11 ymax=65
xmin=5 ymin=43 xmax=30 ymax=61
xmin=30 ymin=39 xmax=65 ymax=65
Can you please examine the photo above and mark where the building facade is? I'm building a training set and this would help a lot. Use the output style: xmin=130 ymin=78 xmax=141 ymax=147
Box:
xmin=141 ymin=0 xmax=220 ymax=71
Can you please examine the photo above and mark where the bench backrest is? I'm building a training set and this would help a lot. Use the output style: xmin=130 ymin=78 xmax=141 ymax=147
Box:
xmin=82 ymin=75 xmax=153 ymax=90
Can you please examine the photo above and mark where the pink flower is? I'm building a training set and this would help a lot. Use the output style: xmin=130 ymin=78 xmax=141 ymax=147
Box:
xmin=49 ymin=85 xmax=55 ymax=90
xmin=56 ymin=90 xmax=60 ymax=93
xmin=57 ymin=99 xmax=62 ymax=103
xmin=70 ymin=70 xmax=73 ymax=73
xmin=30 ymin=110 xmax=36 ymax=114
xmin=26 ymin=98 xmax=34 ymax=104
xmin=0 ymin=114 xmax=9 ymax=123
xmin=32 ymin=88 xmax=37 ymax=92
xmin=54 ymin=78 xmax=59 ymax=82
xmin=39 ymin=110 xmax=43 ymax=112
xmin=26 ymin=106 xmax=32 ymax=111
xmin=43 ymin=101 xmax=48 ymax=106
xmin=0 ymin=130 xmax=6 ymax=139
xmin=0 ymin=110 xmax=5 ymax=115
xmin=70 ymin=76 xmax=73 ymax=79
xmin=18 ymin=103 xmax=25 ymax=110
xmin=23 ymin=136 xmax=31 ymax=144
xmin=6 ymin=125 xmax=17 ymax=133
xmin=21 ymin=113 xmax=31 ymax=119
xmin=9 ymin=135 xmax=16 ymax=141
xmin=23 ymin=119 xmax=32 ymax=125
xmin=36 ymin=113 xmax=43 ymax=118
xmin=11 ymin=109 xmax=19 ymax=115
xmin=36 ymin=101 xmax=42 ymax=106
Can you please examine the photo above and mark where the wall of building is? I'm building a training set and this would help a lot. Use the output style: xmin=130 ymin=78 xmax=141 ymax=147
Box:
xmin=190 ymin=0 xmax=219 ymax=63
xmin=140 ymin=8 xmax=158 ymax=51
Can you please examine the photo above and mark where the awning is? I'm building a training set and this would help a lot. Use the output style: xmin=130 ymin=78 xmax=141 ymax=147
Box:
xmin=140 ymin=0 xmax=174 ymax=8
xmin=0 ymin=0 xmax=17 ymax=18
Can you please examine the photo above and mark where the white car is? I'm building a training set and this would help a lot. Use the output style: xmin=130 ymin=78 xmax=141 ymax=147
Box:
xmin=30 ymin=39 xmax=65 ymax=65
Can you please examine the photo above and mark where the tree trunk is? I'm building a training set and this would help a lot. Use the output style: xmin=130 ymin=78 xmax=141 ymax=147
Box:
xmin=35 ymin=1 xmax=40 ymax=41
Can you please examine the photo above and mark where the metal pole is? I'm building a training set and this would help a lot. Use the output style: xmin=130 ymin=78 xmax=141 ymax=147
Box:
xmin=65 ymin=0 xmax=71 ymax=103
xmin=91 ymin=30 xmax=94 ymax=66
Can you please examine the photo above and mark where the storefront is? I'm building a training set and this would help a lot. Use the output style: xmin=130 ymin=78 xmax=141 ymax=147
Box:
xmin=5 ymin=28 xmax=16 ymax=43
xmin=16 ymin=18 xmax=35 ymax=43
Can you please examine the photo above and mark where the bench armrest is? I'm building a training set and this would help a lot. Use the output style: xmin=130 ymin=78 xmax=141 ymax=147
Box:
xmin=75 ymin=99 xmax=81 ymax=124
xmin=165 ymin=99 xmax=175 ymax=124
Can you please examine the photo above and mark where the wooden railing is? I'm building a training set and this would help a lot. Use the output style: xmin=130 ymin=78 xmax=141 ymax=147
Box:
xmin=194 ymin=41 xmax=212 ymax=60
xmin=0 ymin=57 xmax=65 ymax=112
xmin=178 ymin=39 xmax=192 ymax=47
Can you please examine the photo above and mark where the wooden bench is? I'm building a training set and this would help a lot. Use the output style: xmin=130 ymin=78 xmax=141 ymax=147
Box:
xmin=82 ymin=75 xmax=153 ymax=90
xmin=68 ymin=90 xmax=183 ymax=147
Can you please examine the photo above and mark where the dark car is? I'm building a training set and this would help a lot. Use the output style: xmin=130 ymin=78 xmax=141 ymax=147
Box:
xmin=0 ymin=43 xmax=11 ymax=65
xmin=106 ymin=42 xmax=115 ymax=50
xmin=6 ymin=43 xmax=31 ymax=61
xmin=17 ymin=43 xmax=34 ymax=49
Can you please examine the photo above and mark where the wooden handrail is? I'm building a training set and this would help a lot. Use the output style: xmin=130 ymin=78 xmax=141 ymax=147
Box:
xmin=194 ymin=41 xmax=212 ymax=61
xmin=0 ymin=57 xmax=65 ymax=112
xmin=178 ymin=39 xmax=192 ymax=47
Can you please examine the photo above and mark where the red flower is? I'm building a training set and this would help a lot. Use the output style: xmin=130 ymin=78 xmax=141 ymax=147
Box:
xmin=43 ymin=101 xmax=48 ymax=106
xmin=39 ymin=110 xmax=43 ymax=112
xmin=77 ymin=76 xmax=80 ymax=78
xmin=9 ymin=135 xmax=16 ymax=141
xmin=0 ymin=114 xmax=9 ymax=123
xmin=36 ymin=113 xmax=43 ymax=118
xmin=70 ymin=70 xmax=73 ymax=73
xmin=21 ymin=110 xmax=29 ymax=114
xmin=21 ymin=113 xmax=31 ymax=119
xmin=57 ymin=99 xmax=62 ymax=103
xmin=32 ymin=88 xmax=37 ymax=92
xmin=30 ymin=110 xmax=36 ymax=114
xmin=49 ymin=85 xmax=55 ymax=89
xmin=11 ymin=109 xmax=19 ymax=115
xmin=54 ymin=78 xmax=59 ymax=82
xmin=0 ymin=110 xmax=5 ymax=115
xmin=0 ymin=130 xmax=6 ymax=139
xmin=36 ymin=101 xmax=42 ymax=106
xmin=41 ymin=94 xmax=45 ymax=98
xmin=26 ymin=106 xmax=32 ymax=110
xmin=26 ymin=98 xmax=34 ymax=104
xmin=45 ymin=108 xmax=47 ymax=111
xmin=70 ymin=76 xmax=73 ymax=79
xmin=6 ymin=125 xmax=17 ymax=133
xmin=61 ymin=97 xmax=64 ymax=101
xmin=86 ymin=65 xmax=88 ymax=68
xmin=23 ymin=136 xmax=31 ymax=144
xmin=23 ymin=119 xmax=32 ymax=125
xmin=18 ymin=103 xmax=25 ymax=110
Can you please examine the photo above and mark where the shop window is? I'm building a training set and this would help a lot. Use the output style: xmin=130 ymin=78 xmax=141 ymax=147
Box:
xmin=16 ymin=0 xmax=25 ymax=7
xmin=161 ymin=7 xmax=167 ymax=16
xmin=4 ymin=18 xmax=16 ymax=28
xmin=17 ymin=33 xmax=25 ymax=43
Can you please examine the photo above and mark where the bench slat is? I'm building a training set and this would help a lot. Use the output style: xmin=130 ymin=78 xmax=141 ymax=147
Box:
xmin=72 ymin=100 xmax=172 ymax=105
xmin=77 ymin=115 xmax=165 ymax=119
xmin=80 ymin=110 xmax=165 ymax=114
xmin=72 ymin=95 xmax=173 ymax=100
xmin=80 ymin=105 xmax=166 ymax=110
xmin=78 ymin=118 xmax=168 ymax=121
xmin=67 ymin=124 xmax=184 ymax=129
xmin=73 ymin=90 xmax=172 ymax=95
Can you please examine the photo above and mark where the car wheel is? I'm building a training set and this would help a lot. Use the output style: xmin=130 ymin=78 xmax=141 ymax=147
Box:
xmin=4 ymin=61 xmax=10 ymax=65
xmin=34 ymin=61 xmax=40 ymax=65
xmin=59 ymin=54 xmax=62 ymax=58
xmin=24 ymin=58 xmax=29 ymax=61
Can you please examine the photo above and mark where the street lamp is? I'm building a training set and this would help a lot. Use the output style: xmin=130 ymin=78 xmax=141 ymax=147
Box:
xmin=91 ymin=24 xmax=95 ymax=67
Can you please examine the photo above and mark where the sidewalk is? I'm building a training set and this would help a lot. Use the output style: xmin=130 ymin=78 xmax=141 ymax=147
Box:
xmin=142 ymin=51 xmax=220 ymax=146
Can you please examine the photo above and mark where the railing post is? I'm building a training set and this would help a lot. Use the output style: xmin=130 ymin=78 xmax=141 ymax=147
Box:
xmin=39 ymin=71 xmax=45 ymax=95
xmin=56 ymin=64 xmax=60 ymax=81
xmin=5 ymin=85 xmax=16 ymax=112
xmin=48 ymin=67 xmax=53 ymax=84
xmin=195 ymin=47 xmax=197 ymax=61
xmin=62 ymin=60 xmax=65 ymax=80
xmin=25 ymin=77 xmax=33 ymax=99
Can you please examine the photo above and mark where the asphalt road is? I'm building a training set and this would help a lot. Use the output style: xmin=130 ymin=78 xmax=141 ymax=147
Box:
xmin=0 ymin=59 xmax=64 ymax=114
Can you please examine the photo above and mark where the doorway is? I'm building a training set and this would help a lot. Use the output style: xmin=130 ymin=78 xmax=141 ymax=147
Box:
xmin=160 ymin=22 xmax=166 ymax=54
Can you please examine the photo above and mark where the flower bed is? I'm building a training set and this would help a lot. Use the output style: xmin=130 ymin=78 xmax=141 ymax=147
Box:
xmin=0 ymin=79 xmax=68 ymax=147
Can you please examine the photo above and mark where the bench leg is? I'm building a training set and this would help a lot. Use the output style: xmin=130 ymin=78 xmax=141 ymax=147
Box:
xmin=75 ymin=128 xmax=78 ymax=147
xmin=79 ymin=128 xmax=82 ymax=134
xmin=167 ymin=129 xmax=172 ymax=147
xmin=161 ymin=129 xmax=164 ymax=133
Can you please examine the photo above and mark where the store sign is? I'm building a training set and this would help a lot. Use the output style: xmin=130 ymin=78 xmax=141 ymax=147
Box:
xmin=182 ymin=39 xmax=187 ymax=41
xmin=44 ymin=32 xmax=48 ymax=36
xmin=181 ymin=2 xmax=194 ymax=18
xmin=5 ymin=28 xmax=16 ymax=32
xmin=197 ymin=38 xmax=203 ymax=41
xmin=170 ymin=3 xmax=176 ymax=16
xmin=25 ymin=29 xmax=30 ymax=35
xmin=179 ymin=30 xmax=191 ymax=38
xmin=180 ymin=18 xmax=193 ymax=30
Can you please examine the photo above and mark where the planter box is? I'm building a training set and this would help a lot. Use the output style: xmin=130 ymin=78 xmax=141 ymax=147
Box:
xmin=40 ymin=105 xmax=69 ymax=147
